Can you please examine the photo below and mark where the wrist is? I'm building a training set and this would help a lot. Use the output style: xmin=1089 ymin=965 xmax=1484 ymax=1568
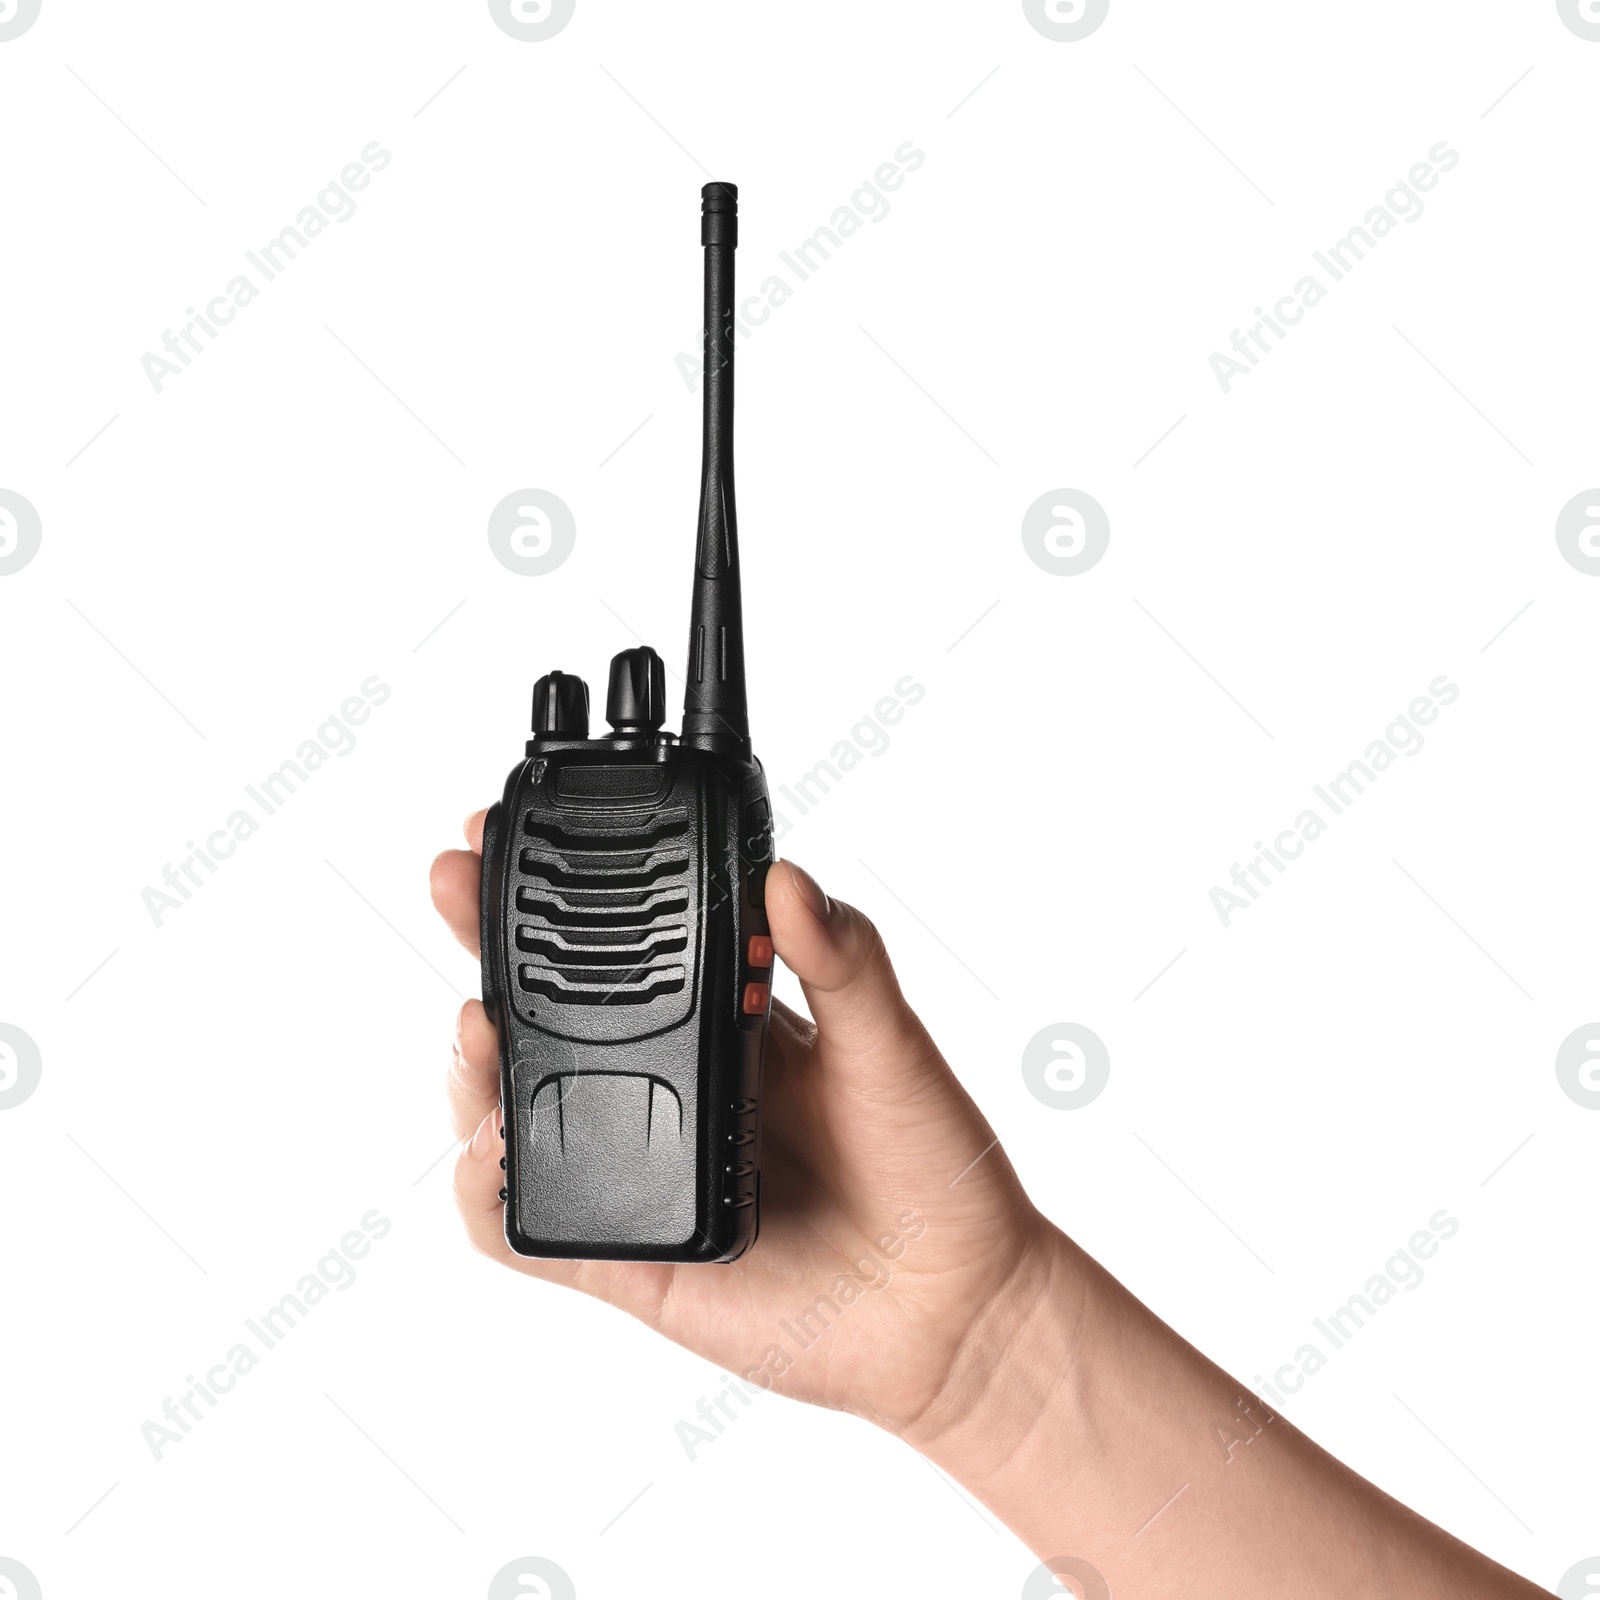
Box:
xmin=898 ymin=1218 xmax=1095 ymax=1489
xmin=889 ymin=1220 xmax=1188 ymax=1559
xmin=875 ymin=1219 xmax=1551 ymax=1600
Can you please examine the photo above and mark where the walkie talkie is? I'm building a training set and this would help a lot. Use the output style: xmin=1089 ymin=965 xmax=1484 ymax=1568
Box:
xmin=480 ymin=183 xmax=774 ymax=1263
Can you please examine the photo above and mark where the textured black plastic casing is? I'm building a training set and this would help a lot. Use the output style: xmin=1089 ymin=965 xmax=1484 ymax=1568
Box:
xmin=481 ymin=736 xmax=773 ymax=1263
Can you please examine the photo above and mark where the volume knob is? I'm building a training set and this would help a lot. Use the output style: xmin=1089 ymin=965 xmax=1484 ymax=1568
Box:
xmin=531 ymin=671 xmax=589 ymax=737
xmin=606 ymin=647 xmax=667 ymax=734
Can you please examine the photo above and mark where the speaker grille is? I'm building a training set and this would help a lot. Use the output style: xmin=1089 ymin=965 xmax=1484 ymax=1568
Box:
xmin=515 ymin=809 xmax=692 ymax=1007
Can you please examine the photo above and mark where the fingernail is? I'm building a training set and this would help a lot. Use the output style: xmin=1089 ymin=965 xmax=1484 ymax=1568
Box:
xmin=470 ymin=1109 xmax=498 ymax=1159
xmin=788 ymin=863 xmax=831 ymax=925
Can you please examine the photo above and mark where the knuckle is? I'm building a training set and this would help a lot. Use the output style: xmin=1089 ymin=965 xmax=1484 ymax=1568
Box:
xmin=849 ymin=907 xmax=895 ymax=977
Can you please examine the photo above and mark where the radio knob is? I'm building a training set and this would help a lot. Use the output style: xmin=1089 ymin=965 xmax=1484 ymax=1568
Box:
xmin=606 ymin=646 xmax=667 ymax=734
xmin=531 ymin=671 xmax=590 ymax=737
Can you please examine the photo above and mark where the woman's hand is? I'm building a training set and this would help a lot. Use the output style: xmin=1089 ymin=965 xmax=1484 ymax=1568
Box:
xmin=431 ymin=818 xmax=1551 ymax=1598
xmin=430 ymin=815 xmax=1059 ymax=1440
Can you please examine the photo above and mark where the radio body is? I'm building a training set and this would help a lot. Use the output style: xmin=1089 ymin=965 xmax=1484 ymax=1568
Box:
xmin=479 ymin=183 xmax=773 ymax=1262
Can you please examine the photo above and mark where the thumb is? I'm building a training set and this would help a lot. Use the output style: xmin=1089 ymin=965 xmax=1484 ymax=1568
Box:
xmin=764 ymin=859 xmax=939 ymax=1080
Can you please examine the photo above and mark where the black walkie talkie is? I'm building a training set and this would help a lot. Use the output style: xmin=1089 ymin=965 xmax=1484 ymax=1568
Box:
xmin=480 ymin=183 xmax=774 ymax=1263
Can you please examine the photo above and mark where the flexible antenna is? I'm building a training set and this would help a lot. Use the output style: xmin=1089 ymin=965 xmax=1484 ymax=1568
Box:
xmin=682 ymin=182 xmax=749 ymax=753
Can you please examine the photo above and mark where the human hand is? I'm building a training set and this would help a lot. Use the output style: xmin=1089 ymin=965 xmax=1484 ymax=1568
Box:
xmin=430 ymin=815 xmax=1061 ymax=1438
xmin=432 ymin=818 xmax=1556 ymax=1597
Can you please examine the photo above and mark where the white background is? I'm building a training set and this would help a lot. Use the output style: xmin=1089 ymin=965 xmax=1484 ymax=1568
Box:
xmin=1 ymin=2 xmax=1596 ymax=1596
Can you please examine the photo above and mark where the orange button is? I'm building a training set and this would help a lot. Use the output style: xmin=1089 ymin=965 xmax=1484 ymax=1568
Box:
xmin=742 ymin=981 xmax=770 ymax=1015
xmin=747 ymin=934 xmax=773 ymax=968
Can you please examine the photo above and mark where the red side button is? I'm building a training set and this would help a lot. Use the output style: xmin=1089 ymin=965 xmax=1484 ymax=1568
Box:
xmin=742 ymin=981 xmax=770 ymax=1015
xmin=747 ymin=934 xmax=773 ymax=968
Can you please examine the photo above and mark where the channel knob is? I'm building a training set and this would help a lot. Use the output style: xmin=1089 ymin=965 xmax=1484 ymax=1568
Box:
xmin=606 ymin=647 xmax=667 ymax=734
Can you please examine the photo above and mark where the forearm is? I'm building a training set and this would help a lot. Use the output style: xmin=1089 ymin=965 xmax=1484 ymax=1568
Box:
xmin=903 ymin=1225 xmax=1547 ymax=1598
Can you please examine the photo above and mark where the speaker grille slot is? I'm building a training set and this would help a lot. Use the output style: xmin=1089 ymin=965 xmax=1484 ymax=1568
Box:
xmin=515 ymin=810 xmax=692 ymax=1007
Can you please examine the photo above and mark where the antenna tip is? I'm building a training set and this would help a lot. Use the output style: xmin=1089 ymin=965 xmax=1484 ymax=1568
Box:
xmin=702 ymin=182 xmax=738 ymax=247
